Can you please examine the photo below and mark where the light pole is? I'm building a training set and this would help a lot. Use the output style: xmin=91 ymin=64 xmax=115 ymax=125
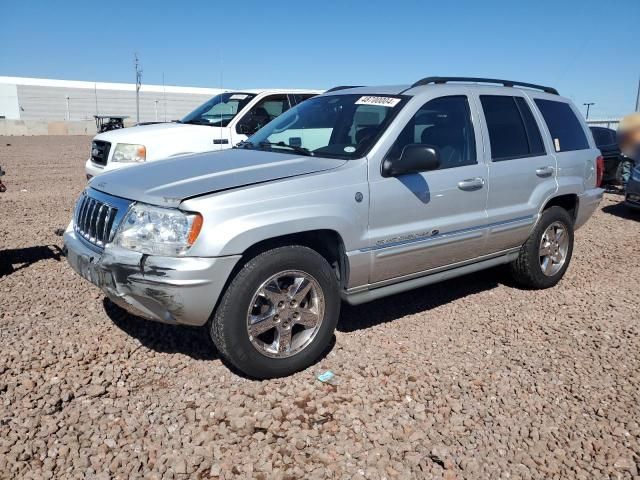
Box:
xmin=65 ymin=95 xmax=70 ymax=121
xmin=154 ymin=100 xmax=159 ymax=122
xmin=583 ymin=102 xmax=594 ymax=119
xmin=134 ymin=53 xmax=142 ymax=124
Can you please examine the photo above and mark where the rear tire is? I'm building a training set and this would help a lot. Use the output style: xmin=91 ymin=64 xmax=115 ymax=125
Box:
xmin=509 ymin=206 xmax=574 ymax=289
xmin=210 ymin=245 xmax=340 ymax=379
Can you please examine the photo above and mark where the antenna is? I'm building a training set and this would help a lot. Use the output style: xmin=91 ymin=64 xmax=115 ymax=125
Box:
xmin=162 ymin=72 xmax=167 ymax=122
xmin=219 ymin=49 xmax=223 ymax=146
xmin=134 ymin=53 xmax=143 ymax=124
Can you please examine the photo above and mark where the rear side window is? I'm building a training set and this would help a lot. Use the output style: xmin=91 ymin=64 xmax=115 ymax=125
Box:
xmin=534 ymin=99 xmax=589 ymax=152
xmin=480 ymin=95 xmax=545 ymax=161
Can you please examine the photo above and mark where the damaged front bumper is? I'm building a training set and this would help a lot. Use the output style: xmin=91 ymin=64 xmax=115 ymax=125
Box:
xmin=63 ymin=224 xmax=240 ymax=326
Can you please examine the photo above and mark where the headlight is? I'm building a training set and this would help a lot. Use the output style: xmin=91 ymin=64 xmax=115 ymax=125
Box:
xmin=632 ymin=167 xmax=640 ymax=182
xmin=113 ymin=203 xmax=203 ymax=256
xmin=112 ymin=143 xmax=146 ymax=163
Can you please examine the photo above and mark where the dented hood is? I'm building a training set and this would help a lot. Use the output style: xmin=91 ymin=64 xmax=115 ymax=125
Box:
xmin=89 ymin=148 xmax=346 ymax=208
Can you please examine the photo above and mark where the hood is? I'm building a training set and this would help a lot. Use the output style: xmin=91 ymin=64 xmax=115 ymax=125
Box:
xmin=95 ymin=122 xmax=226 ymax=145
xmin=89 ymin=148 xmax=346 ymax=207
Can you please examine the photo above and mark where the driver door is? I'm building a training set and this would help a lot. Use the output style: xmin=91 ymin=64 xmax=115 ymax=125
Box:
xmin=231 ymin=94 xmax=291 ymax=145
xmin=367 ymin=95 xmax=490 ymax=284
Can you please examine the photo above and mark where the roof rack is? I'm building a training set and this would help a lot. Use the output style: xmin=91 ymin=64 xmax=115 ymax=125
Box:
xmin=409 ymin=77 xmax=559 ymax=95
xmin=325 ymin=85 xmax=364 ymax=93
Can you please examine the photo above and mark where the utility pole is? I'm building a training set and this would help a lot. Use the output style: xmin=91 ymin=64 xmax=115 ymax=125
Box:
xmin=94 ymin=82 xmax=99 ymax=117
xmin=583 ymin=102 xmax=594 ymax=119
xmin=154 ymin=100 xmax=159 ymax=121
xmin=635 ymin=76 xmax=639 ymax=112
xmin=135 ymin=53 xmax=143 ymax=124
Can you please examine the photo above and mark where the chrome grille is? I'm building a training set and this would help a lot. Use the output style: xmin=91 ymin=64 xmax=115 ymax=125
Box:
xmin=73 ymin=192 xmax=119 ymax=247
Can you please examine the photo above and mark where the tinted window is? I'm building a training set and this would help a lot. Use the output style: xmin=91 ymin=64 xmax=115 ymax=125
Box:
xmin=386 ymin=96 xmax=476 ymax=170
xmin=534 ymin=99 xmax=589 ymax=152
xmin=515 ymin=97 xmax=545 ymax=156
xmin=590 ymin=127 xmax=615 ymax=147
xmin=481 ymin=96 xmax=533 ymax=160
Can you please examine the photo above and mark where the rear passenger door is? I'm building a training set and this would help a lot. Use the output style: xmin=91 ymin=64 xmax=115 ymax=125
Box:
xmin=478 ymin=94 xmax=557 ymax=253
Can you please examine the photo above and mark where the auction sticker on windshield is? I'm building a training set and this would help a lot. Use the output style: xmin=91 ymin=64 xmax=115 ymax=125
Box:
xmin=355 ymin=96 xmax=401 ymax=108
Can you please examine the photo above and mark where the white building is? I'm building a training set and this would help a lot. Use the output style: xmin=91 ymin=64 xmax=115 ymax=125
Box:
xmin=0 ymin=76 xmax=225 ymax=123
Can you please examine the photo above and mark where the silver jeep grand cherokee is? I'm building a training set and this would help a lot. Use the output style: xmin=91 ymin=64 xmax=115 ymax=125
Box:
xmin=64 ymin=77 xmax=603 ymax=378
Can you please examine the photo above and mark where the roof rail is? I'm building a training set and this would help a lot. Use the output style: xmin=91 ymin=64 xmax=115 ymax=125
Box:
xmin=409 ymin=77 xmax=559 ymax=95
xmin=325 ymin=85 xmax=364 ymax=93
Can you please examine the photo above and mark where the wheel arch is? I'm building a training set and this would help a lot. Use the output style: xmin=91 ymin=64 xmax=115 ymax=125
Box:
xmin=541 ymin=193 xmax=579 ymax=223
xmin=232 ymin=229 xmax=350 ymax=290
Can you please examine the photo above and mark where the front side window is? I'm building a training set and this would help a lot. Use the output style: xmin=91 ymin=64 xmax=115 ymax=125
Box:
xmin=534 ymin=99 xmax=589 ymax=152
xmin=236 ymin=95 xmax=291 ymax=136
xmin=385 ymin=95 xmax=477 ymax=170
xmin=481 ymin=95 xmax=545 ymax=161
xmin=181 ymin=92 xmax=256 ymax=127
xmin=291 ymin=93 xmax=317 ymax=105
xmin=244 ymin=94 xmax=407 ymax=159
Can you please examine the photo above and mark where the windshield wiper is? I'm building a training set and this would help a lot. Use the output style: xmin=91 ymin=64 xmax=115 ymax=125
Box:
xmin=258 ymin=141 xmax=313 ymax=156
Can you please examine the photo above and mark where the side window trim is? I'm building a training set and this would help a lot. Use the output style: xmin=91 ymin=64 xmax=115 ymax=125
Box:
xmin=514 ymin=97 xmax=546 ymax=156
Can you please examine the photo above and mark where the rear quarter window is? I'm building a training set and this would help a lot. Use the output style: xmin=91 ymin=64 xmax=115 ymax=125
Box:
xmin=534 ymin=99 xmax=589 ymax=152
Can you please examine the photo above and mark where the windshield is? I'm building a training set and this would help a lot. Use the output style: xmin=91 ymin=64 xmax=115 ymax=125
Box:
xmin=245 ymin=94 xmax=407 ymax=159
xmin=181 ymin=92 xmax=256 ymax=127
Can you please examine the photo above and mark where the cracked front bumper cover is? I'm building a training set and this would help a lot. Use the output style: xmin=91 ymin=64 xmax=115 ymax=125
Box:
xmin=63 ymin=224 xmax=240 ymax=326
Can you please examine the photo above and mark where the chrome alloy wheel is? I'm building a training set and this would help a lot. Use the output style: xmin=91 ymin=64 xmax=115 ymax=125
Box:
xmin=246 ymin=270 xmax=325 ymax=358
xmin=539 ymin=221 xmax=569 ymax=277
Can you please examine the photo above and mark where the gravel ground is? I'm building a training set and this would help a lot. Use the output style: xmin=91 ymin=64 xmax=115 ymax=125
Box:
xmin=1 ymin=136 xmax=639 ymax=479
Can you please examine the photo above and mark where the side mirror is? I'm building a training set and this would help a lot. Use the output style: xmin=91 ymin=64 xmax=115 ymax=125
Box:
xmin=237 ymin=122 xmax=254 ymax=135
xmin=381 ymin=144 xmax=440 ymax=177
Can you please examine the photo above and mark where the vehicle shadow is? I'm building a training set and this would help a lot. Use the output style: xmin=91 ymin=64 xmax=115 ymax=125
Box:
xmin=104 ymin=297 xmax=336 ymax=378
xmin=0 ymin=245 xmax=64 ymax=278
xmin=103 ymin=268 xmax=503 ymax=375
xmin=602 ymin=202 xmax=639 ymax=221
xmin=337 ymin=267 xmax=503 ymax=332
xmin=104 ymin=298 xmax=218 ymax=361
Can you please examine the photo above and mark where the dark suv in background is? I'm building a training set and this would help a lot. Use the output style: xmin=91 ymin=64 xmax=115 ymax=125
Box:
xmin=590 ymin=126 xmax=628 ymax=187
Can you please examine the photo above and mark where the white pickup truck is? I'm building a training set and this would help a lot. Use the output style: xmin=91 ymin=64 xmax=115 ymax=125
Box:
xmin=85 ymin=89 xmax=321 ymax=178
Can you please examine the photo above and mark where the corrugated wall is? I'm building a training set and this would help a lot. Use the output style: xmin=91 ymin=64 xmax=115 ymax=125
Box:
xmin=16 ymin=85 xmax=219 ymax=122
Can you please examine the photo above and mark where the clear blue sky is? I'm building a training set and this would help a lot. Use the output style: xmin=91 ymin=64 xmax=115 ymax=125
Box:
xmin=2 ymin=0 xmax=638 ymax=118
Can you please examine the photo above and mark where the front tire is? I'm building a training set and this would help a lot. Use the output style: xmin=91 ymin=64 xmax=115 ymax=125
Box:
xmin=210 ymin=246 xmax=341 ymax=379
xmin=509 ymin=206 xmax=574 ymax=289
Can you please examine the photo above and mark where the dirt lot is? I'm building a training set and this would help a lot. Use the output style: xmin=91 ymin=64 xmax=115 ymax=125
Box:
xmin=1 ymin=136 xmax=639 ymax=479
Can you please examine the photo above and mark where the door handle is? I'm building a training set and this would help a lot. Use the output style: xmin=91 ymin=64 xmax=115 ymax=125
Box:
xmin=457 ymin=177 xmax=485 ymax=191
xmin=536 ymin=166 xmax=555 ymax=178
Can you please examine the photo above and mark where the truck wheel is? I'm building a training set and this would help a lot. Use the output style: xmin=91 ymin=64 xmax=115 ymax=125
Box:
xmin=210 ymin=246 xmax=341 ymax=379
xmin=509 ymin=206 xmax=574 ymax=289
